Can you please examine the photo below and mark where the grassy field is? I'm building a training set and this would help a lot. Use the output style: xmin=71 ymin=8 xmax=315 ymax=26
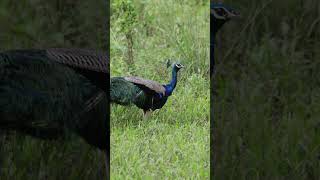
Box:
xmin=0 ymin=0 xmax=108 ymax=179
xmin=111 ymin=0 xmax=210 ymax=178
xmin=214 ymin=0 xmax=320 ymax=179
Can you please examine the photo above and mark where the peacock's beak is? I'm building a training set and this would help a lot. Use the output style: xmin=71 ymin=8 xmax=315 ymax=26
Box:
xmin=229 ymin=11 xmax=241 ymax=18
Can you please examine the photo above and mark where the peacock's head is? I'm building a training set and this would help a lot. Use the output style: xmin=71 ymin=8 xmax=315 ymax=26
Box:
xmin=173 ymin=62 xmax=184 ymax=72
xmin=211 ymin=3 xmax=240 ymax=21
xmin=211 ymin=3 xmax=240 ymax=35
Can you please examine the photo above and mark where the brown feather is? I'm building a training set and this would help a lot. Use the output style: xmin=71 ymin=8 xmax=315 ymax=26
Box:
xmin=46 ymin=48 xmax=108 ymax=73
xmin=124 ymin=76 xmax=166 ymax=95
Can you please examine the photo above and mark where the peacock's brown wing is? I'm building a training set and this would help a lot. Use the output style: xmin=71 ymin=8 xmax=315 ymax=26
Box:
xmin=45 ymin=48 xmax=108 ymax=91
xmin=124 ymin=76 xmax=166 ymax=95
xmin=46 ymin=48 xmax=109 ymax=73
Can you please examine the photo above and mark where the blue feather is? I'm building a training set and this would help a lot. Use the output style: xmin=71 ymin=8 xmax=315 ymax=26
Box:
xmin=153 ymin=64 xmax=179 ymax=102
xmin=164 ymin=64 xmax=179 ymax=96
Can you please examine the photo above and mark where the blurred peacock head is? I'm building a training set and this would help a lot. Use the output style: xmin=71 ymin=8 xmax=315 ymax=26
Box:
xmin=173 ymin=62 xmax=184 ymax=72
xmin=211 ymin=3 xmax=240 ymax=35
xmin=211 ymin=3 xmax=240 ymax=20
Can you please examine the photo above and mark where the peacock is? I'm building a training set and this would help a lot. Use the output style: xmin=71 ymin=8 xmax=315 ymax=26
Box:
xmin=0 ymin=48 xmax=109 ymax=176
xmin=210 ymin=3 xmax=240 ymax=169
xmin=211 ymin=3 xmax=240 ymax=76
xmin=110 ymin=62 xmax=184 ymax=116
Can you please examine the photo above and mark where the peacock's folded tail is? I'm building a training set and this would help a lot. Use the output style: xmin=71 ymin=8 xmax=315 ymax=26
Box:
xmin=110 ymin=77 xmax=146 ymax=106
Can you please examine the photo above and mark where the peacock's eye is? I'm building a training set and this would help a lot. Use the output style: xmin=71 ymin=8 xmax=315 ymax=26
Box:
xmin=216 ymin=8 xmax=227 ymax=17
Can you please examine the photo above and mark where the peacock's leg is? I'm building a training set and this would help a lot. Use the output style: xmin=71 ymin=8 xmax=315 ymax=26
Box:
xmin=143 ymin=110 xmax=152 ymax=119
xmin=142 ymin=110 xmax=146 ymax=118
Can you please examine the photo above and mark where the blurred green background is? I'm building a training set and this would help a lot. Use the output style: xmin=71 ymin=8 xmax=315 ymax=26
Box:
xmin=0 ymin=0 xmax=108 ymax=179
xmin=214 ymin=0 xmax=320 ymax=179
xmin=111 ymin=0 xmax=209 ymax=179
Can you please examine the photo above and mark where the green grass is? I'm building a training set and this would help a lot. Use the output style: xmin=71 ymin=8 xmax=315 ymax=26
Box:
xmin=111 ymin=0 xmax=209 ymax=178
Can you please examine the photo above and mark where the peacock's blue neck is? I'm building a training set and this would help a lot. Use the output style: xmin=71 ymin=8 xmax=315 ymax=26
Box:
xmin=163 ymin=67 xmax=178 ymax=97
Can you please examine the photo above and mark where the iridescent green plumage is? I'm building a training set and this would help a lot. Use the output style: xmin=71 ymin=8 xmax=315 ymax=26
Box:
xmin=110 ymin=77 xmax=145 ymax=107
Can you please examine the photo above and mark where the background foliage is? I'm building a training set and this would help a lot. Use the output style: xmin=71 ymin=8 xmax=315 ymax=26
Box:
xmin=0 ymin=0 xmax=108 ymax=179
xmin=111 ymin=0 xmax=209 ymax=178
xmin=214 ymin=0 xmax=320 ymax=179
